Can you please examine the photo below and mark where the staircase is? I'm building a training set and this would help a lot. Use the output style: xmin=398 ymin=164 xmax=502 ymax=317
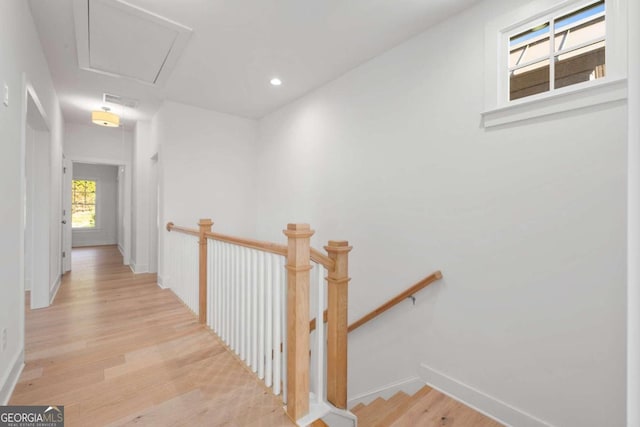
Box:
xmin=351 ymin=386 xmax=503 ymax=427
xmin=168 ymin=219 xmax=500 ymax=426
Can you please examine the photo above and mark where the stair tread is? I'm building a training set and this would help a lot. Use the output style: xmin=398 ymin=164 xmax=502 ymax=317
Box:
xmin=386 ymin=391 xmax=410 ymax=407
xmin=351 ymin=402 xmax=365 ymax=414
xmin=357 ymin=397 xmax=391 ymax=426
xmin=389 ymin=389 xmax=503 ymax=427
xmin=354 ymin=385 xmax=504 ymax=427
xmin=384 ymin=391 xmax=412 ymax=416
xmin=372 ymin=386 xmax=433 ymax=427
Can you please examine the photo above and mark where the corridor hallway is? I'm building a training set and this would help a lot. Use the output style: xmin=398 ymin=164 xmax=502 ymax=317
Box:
xmin=10 ymin=245 xmax=293 ymax=426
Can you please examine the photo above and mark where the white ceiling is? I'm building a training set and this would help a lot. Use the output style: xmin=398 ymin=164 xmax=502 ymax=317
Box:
xmin=28 ymin=0 xmax=479 ymax=126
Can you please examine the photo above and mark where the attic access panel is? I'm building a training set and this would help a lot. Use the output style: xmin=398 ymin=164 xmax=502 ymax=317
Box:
xmin=73 ymin=0 xmax=192 ymax=85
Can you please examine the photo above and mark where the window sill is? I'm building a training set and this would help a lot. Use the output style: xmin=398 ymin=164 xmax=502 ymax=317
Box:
xmin=72 ymin=227 xmax=100 ymax=232
xmin=481 ymin=77 xmax=627 ymax=128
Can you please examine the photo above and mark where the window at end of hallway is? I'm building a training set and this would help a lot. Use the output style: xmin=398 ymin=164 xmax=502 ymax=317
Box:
xmin=72 ymin=179 xmax=97 ymax=229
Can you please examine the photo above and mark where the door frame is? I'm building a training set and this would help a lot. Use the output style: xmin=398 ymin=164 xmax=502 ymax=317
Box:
xmin=62 ymin=156 xmax=72 ymax=273
xmin=21 ymin=78 xmax=53 ymax=311
xmin=67 ymin=157 xmax=132 ymax=266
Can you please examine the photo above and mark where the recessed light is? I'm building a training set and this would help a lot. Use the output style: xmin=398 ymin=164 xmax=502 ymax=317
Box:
xmin=270 ymin=78 xmax=282 ymax=86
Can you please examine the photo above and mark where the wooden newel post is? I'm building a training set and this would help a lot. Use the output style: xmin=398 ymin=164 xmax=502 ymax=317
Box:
xmin=198 ymin=218 xmax=213 ymax=324
xmin=325 ymin=240 xmax=352 ymax=409
xmin=283 ymin=223 xmax=314 ymax=422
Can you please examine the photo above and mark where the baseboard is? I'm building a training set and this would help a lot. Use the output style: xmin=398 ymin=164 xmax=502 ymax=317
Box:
xmin=347 ymin=376 xmax=424 ymax=408
xmin=128 ymin=261 xmax=149 ymax=274
xmin=49 ymin=274 xmax=61 ymax=304
xmin=0 ymin=350 xmax=24 ymax=405
xmin=72 ymin=241 xmax=118 ymax=248
xmin=135 ymin=264 xmax=148 ymax=274
xmin=117 ymin=244 xmax=124 ymax=256
xmin=419 ymin=363 xmax=552 ymax=427
xmin=157 ymin=275 xmax=167 ymax=289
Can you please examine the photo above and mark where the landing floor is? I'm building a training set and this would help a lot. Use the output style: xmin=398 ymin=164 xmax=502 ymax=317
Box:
xmin=11 ymin=245 xmax=293 ymax=426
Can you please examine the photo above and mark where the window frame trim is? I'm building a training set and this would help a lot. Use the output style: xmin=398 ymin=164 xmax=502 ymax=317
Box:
xmin=482 ymin=0 xmax=628 ymax=127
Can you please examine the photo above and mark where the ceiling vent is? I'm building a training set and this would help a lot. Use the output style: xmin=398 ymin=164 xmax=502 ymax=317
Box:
xmin=73 ymin=0 xmax=192 ymax=86
xmin=103 ymin=93 xmax=139 ymax=108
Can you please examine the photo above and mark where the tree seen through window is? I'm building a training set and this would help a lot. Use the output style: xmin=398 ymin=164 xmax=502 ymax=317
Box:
xmin=72 ymin=179 xmax=96 ymax=228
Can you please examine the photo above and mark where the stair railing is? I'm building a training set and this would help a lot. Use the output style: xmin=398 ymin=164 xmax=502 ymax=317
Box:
xmin=166 ymin=219 xmax=351 ymax=425
xmin=309 ymin=271 xmax=443 ymax=334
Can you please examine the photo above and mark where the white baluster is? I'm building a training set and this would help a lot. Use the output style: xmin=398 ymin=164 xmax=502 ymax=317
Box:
xmin=258 ymin=251 xmax=265 ymax=378
xmin=216 ymin=241 xmax=222 ymax=334
xmin=251 ymin=249 xmax=258 ymax=372
xmin=221 ymin=243 xmax=227 ymax=343
xmin=193 ymin=239 xmax=198 ymax=314
xmin=209 ymin=240 xmax=214 ymax=329
xmin=212 ymin=241 xmax=218 ymax=333
xmin=273 ymin=254 xmax=282 ymax=396
xmin=230 ymin=244 xmax=236 ymax=351
xmin=281 ymin=255 xmax=288 ymax=404
xmin=265 ymin=253 xmax=273 ymax=387
xmin=235 ymin=245 xmax=241 ymax=352
xmin=246 ymin=249 xmax=253 ymax=368
xmin=227 ymin=243 xmax=232 ymax=344
xmin=239 ymin=247 xmax=245 ymax=361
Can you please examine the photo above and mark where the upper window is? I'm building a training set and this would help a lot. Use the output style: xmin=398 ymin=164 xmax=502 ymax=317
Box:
xmin=482 ymin=0 xmax=626 ymax=127
xmin=72 ymin=179 xmax=97 ymax=229
xmin=507 ymin=0 xmax=605 ymax=101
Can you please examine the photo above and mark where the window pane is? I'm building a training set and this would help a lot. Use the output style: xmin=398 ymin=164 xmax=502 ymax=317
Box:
xmin=510 ymin=59 xmax=550 ymax=101
xmin=72 ymin=179 xmax=97 ymax=228
xmin=555 ymin=1 xmax=605 ymax=31
xmin=555 ymin=7 xmax=604 ymax=53
xmin=510 ymin=22 xmax=549 ymax=47
xmin=509 ymin=23 xmax=550 ymax=67
xmin=555 ymin=41 xmax=605 ymax=89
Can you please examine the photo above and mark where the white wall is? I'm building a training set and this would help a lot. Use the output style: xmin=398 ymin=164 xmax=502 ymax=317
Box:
xmin=117 ymin=166 xmax=125 ymax=253
xmin=130 ymin=121 xmax=154 ymax=273
xmin=71 ymin=163 xmax=118 ymax=247
xmin=0 ymin=0 xmax=64 ymax=404
xmin=628 ymin=0 xmax=640 ymax=425
xmin=64 ymin=122 xmax=132 ymax=264
xmin=254 ymin=0 xmax=627 ymax=425
xmin=24 ymin=125 xmax=35 ymax=292
xmin=64 ymin=122 xmax=133 ymax=165
xmin=151 ymin=100 xmax=258 ymax=286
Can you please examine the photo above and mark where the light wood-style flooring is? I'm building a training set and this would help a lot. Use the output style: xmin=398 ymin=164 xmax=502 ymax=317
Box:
xmin=11 ymin=245 xmax=293 ymax=427
xmin=12 ymin=245 xmax=504 ymax=426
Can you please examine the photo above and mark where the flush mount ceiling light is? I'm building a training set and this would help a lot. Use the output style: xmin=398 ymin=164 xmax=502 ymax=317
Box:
xmin=91 ymin=107 xmax=120 ymax=127
xmin=270 ymin=77 xmax=282 ymax=86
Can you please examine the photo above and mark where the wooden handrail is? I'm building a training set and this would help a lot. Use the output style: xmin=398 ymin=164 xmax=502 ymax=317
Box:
xmin=168 ymin=222 xmax=335 ymax=270
xmin=166 ymin=222 xmax=199 ymax=237
xmin=349 ymin=271 xmax=442 ymax=332
xmin=309 ymin=270 xmax=443 ymax=333
xmin=311 ymin=248 xmax=336 ymax=271
xmin=204 ymin=231 xmax=288 ymax=256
